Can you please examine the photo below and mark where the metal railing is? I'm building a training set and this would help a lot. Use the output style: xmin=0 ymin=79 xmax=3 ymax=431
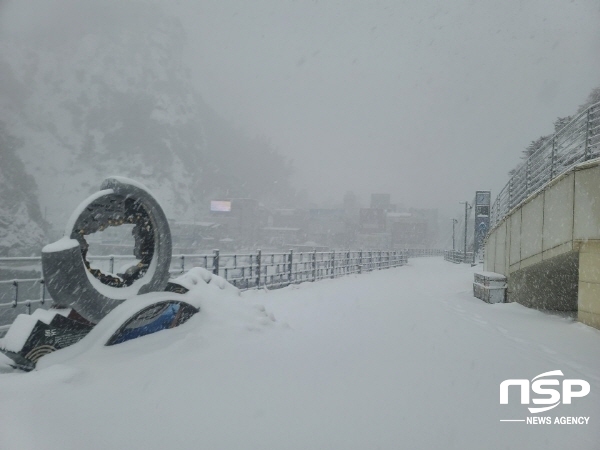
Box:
xmin=403 ymin=249 xmax=445 ymax=258
xmin=0 ymin=249 xmax=409 ymax=334
xmin=444 ymin=250 xmax=474 ymax=264
xmin=490 ymin=101 xmax=600 ymax=229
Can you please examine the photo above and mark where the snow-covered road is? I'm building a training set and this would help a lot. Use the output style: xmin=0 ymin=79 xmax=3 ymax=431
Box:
xmin=0 ymin=258 xmax=598 ymax=449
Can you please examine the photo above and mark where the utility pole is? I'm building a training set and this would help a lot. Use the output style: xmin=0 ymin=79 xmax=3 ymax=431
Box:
xmin=459 ymin=201 xmax=472 ymax=263
xmin=451 ymin=219 xmax=458 ymax=251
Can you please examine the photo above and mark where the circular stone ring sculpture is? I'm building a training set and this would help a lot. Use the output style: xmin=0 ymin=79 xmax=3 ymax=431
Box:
xmin=41 ymin=177 xmax=173 ymax=324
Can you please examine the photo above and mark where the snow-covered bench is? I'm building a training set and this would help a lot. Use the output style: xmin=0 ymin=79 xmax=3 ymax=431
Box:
xmin=473 ymin=272 xmax=507 ymax=304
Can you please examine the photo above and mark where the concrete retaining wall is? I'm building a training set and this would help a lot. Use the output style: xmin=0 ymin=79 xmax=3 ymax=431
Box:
xmin=484 ymin=160 xmax=600 ymax=329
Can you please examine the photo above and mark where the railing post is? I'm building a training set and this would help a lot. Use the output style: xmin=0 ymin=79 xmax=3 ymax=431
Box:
xmin=550 ymin=136 xmax=556 ymax=179
xmin=40 ymin=279 xmax=46 ymax=305
xmin=508 ymin=177 xmax=513 ymax=210
xmin=525 ymin=157 xmax=531 ymax=195
xmin=271 ymin=254 xmax=276 ymax=286
xmin=180 ymin=255 xmax=185 ymax=274
xmin=346 ymin=250 xmax=350 ymax=274
xmin=585 ymin=107 xmax=591 ymax=161
xmin=256 ymin=250 xmax=261 ymax=289
xmin=213 ymin=249 xmax=219 ymax=276
xmin=249 ymin=255 xmax=253 ymax=284
xmin=288 ymin=249 xmax=293 ymax=285
xmin=12 ymin=280 xmax=18 ymax=308
xmin=312 ymin=249 xmax=317 ymax=281
xmin=331 ymin=251 xmax=335 ymax=279
xmin=358 ymin=249 xmax=363 ymax=274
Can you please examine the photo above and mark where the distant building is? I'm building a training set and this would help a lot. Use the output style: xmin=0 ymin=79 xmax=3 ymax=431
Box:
xmin=355 ymin=232 xmax=392 ymax=250
xmin=307 ymin=208 xmax=347 ymax=247
xmin=260 ymin=227 xmax=304 ymax=247
xmin=388 ymin=213 xmax=428 ymax=249
xmin=169 ymin=220 xmax=221 ymax=252
xmin=209 ymin=198 xmax=260 ymax=246
xmin=270 ymin=208 xmax=308 ymax=230
xmin=359 ymin=208 xmax=386 ymax=232
xmin=384 ymin=208 xmax=439 ymax=249
xmin=370 ymin=193 xmax=391 ymax=210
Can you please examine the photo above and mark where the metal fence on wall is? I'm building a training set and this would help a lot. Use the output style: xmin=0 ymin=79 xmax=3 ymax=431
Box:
xmin=0 ymin=249 xmax=415 ymax=335
xmin=443 ymin=250 xmax=475 ymax=264
xmin=490 ymin=101 xmax=600 ymax=229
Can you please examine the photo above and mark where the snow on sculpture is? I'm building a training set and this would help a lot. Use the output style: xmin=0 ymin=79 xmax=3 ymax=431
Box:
xmin=0 ymin=177 xmax=205 ymax=371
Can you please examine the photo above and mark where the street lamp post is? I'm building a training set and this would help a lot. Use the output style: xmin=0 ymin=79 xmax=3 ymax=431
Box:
xmin=459 ymin=201 xmax=472 ymax=263
xmin=451 ymin=219 xmax=458 ymax=251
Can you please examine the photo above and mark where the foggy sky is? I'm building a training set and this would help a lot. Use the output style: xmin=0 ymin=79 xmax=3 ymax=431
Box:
xmin=2 ymin=0 xmax=600 ymax=217
xmin=176 ymin=0 xmax=600 ymax=213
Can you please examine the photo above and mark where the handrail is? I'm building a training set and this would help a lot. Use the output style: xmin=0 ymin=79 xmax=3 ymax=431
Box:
xmin=0 ymin=249 xmax=416 ymax=330
xmin=443 ymin=250 xmax=474 ymax=264
xmin=490 ymin=101 xmax=600 ymax=229
xmin=0 ymin=247 xmax=448 ymax=326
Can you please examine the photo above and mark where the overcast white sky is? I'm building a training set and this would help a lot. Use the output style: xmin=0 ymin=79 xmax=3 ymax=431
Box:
xmin=175 ymin=0 xmax=600 ymax=212
xmin=1 ymin=0 xmax=599 ymax=216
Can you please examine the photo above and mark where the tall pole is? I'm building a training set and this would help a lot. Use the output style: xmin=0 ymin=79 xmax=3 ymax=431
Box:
xmin=460 ymin=201 xmax=472 ymax=263
xmin=451 ymin=219 xmax=457 ymax=251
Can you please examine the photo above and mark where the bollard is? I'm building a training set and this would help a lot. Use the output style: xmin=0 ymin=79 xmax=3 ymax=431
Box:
xmin=180 ymin=255 xmax=185 ymax=274
xmin=109 ymin=256 xmax=114 ymax=274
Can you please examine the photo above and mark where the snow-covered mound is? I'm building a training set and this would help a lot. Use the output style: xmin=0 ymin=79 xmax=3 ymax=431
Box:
xmin=0 ymin=266 xmax=276 ymax=374
xmin=32 ymin=266 xmax=277 ymax=370
xmin=0 ymin=259 xmax=598 ymax=450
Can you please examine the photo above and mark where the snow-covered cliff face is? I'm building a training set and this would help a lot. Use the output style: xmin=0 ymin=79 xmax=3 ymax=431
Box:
xmin=0 ymin=4 xmax=205 ymax=227
xmin=0 ymin=126 xmax=46 ymax=256
xmin=0 ymin=1 xmax=295 ymax=254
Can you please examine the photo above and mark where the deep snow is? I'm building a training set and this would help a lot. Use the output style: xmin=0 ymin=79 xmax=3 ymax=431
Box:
xmin=0 ymin=258 xmax=598 ymax=449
